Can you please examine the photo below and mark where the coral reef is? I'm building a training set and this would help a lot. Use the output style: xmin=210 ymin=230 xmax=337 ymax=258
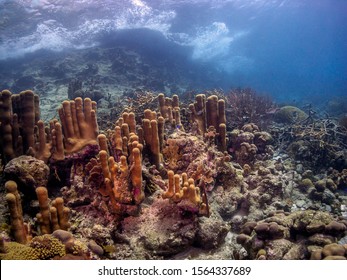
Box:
xmin=0 ymin=230 xmax=92 ymax=260
xmin=0 ymin=88 xmax=346 ymax=260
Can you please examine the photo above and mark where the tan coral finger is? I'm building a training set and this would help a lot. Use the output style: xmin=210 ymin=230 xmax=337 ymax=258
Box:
xmin=62 ymin=100 xmax=75 ymax=138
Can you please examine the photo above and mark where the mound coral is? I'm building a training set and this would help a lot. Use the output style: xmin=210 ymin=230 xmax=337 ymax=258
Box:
xmin=236 ymin=210 xmax=347 ymax=260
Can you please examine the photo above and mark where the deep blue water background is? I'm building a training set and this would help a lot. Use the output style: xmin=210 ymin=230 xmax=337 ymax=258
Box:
xmin=0 ymin=0 xmax=346 ymax=104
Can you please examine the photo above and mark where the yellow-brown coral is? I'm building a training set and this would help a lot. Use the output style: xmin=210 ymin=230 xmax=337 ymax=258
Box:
xmin=0 ymin=242 xmax=39 ymax=260
xmin=29 ymin=234 xmax=66 ymax=259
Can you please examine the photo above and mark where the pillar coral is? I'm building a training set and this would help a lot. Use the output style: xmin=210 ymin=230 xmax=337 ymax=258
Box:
xmin=51 ymin=121 xmax=65 ymax=161
xmin=97 ymin=122 xmax=144 ymax=214
xmin=189 ymin=94 xmax=206 ymax=135
xmin=98 ymin=146 xmax=144 ymax=213
xmin=51 ymin=197 xmax=71 ymax=231
xmin=35 ymin=120 xmax=52 ymax=162
xmin=162 ymin=171 xmax=209 ymax=217
xmin=113 ymin=125 xmax=123 ymax=156
xmin=36 ymin=187 xmax=51 ymax=234
xmin=127 ymin=112 xmax=136 ymax=134
xmin=0 ymin=90 xmax=43 ymax=163
xmin=112 ymin=111 xmax=139 ymax=158
xmin=150 ymin=119 xmax=161 ymax=169
xmin=0 ymin=90 xmax=15 ymax=162
xmin=57 ymin=97 xmax=98 ymax=154
xmin=19 ymin=90 xmax=36 ymax=153
xmin=36 ymin=186 xmax=70 ymax=234
xmin=141 ymin=111 xmax=163 ymax=169
xmin=131 ymin=147 xmax=144 ymax=205
xmin=158 ymin=116 xmax=165 ymax=150
xmin=5 ymin=181 xmax=27 ymax=244
xmin=97 ymin=134 xmax=108 ymax=152
xmin=219 ymin=123 xmax=227 ymax=152
xmin=158 ymin=93 xmax=184 ymax=130
xmin=158 ymin=93 xmax=168 ymax=119
xmin=206 ymin=95 xmax=219 ymax=130
xmin=189 ymin=94 xmax=227 ymax=151
xmin=0 ymin=90 xmax=66 ymax=163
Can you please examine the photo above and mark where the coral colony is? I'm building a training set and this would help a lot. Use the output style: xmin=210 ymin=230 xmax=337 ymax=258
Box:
xmin=0 ymin=89 xmax=347 ymax=260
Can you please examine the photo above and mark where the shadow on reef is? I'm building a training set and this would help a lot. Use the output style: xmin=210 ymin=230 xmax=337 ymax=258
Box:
xmin=0 ymin=88 xmax=347 ymax=260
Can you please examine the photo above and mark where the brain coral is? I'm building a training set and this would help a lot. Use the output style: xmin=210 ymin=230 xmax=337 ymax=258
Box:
xmin=275 ymin=106 xmax=308 ymax=124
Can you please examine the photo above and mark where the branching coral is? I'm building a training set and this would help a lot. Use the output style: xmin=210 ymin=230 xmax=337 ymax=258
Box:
xmin=273 ymin=116 xmax=347 ymax=170
xmin=225 ymin=88 xmax=276 ymax=130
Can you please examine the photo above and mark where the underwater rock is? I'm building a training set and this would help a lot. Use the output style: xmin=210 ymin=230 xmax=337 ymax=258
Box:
xmin=4 ymin=155 xmax=49 ymax=196
xmin=265 ymin=238 xmax=293 ymax=260
xmin=195 ymin=214 xmax=230 ymax=250
xmin=282 ymin=243 xmax=308 ymax=260
xmin=121 ymin=199 xmax=198 ymax=257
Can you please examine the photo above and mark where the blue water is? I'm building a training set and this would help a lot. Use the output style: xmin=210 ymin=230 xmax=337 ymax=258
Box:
xmin=0 ymin=0 xmax=346 ymax=103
